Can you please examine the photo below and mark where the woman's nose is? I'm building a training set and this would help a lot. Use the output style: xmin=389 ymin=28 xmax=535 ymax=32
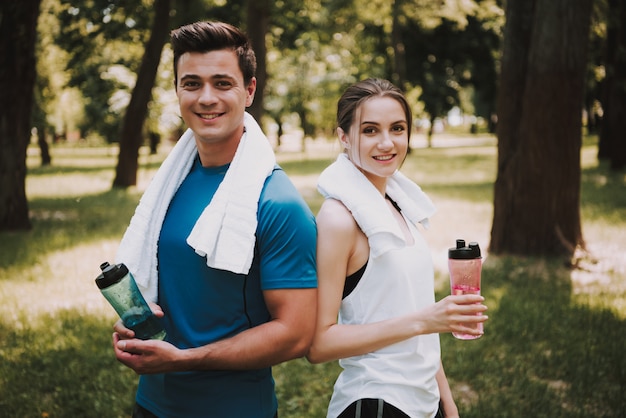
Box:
xmin=378 ymin=132 xmax=393 ymax=149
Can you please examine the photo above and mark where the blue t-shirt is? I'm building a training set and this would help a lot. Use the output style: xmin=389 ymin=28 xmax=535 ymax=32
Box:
xmin=136 ymin=157 xmax=317 ymax=418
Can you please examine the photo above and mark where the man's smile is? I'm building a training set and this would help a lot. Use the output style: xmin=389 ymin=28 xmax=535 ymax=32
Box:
xmin=197 ymin=112 xmax=223 ymax=120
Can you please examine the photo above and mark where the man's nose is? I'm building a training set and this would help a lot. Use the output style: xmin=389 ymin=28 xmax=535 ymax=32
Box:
xmin=198 ymin=85 xmax=217 ymax=104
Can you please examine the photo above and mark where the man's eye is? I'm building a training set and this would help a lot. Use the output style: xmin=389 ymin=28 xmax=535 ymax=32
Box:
xmin=216 ymin=81 xmax=232 ymax=88
xmin=182 ymin=81 xmax=200 ymax=88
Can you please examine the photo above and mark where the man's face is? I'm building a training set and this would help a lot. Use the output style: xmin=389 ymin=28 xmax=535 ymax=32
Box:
xmin=175 ymin=49 xmax=256 ymax=150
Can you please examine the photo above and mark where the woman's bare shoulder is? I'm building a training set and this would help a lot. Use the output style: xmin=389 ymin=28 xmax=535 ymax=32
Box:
xmin=316 ymin=198 xmax=358 ymax=233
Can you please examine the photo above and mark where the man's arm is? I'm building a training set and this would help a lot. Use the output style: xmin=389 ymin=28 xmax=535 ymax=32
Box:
xmin=113 ymin=287 xmax=317 ymax=374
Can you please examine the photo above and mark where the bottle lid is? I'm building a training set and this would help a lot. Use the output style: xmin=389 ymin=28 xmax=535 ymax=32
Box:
xmin=448 ymin=239 xmax=481 ymax=259
xmin=95 ymin=262 xmax=129 ymax=289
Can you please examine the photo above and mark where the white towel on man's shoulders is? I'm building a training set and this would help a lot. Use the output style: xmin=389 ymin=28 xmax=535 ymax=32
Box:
xmin=317 ymin=153 xmax=436 ymax=258
xmin=115 ymin=112 xmax=276 ymax=302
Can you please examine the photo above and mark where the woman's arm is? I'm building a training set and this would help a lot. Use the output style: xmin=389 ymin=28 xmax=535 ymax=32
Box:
xmin=436 ymin=361 xmax=460 ymax=418
xmin=307 ymin=199 xmax=488 ymax=365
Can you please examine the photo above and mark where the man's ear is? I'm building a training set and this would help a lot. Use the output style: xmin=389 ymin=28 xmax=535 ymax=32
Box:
xmin=337 ymin=127 xmax=351 ymax=149
xmin=245 ymin=77 xmax=257 ymax=107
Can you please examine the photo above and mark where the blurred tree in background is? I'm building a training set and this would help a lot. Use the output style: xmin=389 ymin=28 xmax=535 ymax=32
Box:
xmin=246 ymin=0 xmax=271 ymax=122
xmin=402 ymin=0 xmax=503 ymax=145
xmin=1 ymin=0 xmax=624 ymax=254
xmin=113 ymin=0 xmax=171 ymax=187
xmin=597 ymin=0 xmax=626 ymax=170
xmin=0 ymin=0 xmax=42 ymax=231
xmin=55 ymin=0 xmax=157 ymax=143
xmin=490 ymin=0 xmax=593 ymax=258
xmin=43 ymin=0 xmax=505 ymax=159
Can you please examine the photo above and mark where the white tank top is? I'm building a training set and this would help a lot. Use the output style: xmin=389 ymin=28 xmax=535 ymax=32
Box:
xmin=327 ymin=220 xmax=441 ymax=418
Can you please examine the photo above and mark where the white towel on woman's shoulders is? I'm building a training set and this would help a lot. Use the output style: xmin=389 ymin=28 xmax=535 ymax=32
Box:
xmin=317 ymin=153 xmax=435 ymax=258
xmin=115 ymin=112 xmax=276 ymax=301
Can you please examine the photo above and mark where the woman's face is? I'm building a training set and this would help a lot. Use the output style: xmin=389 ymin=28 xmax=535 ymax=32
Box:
xmin=339 ymin=96 xmax=409 ymax=189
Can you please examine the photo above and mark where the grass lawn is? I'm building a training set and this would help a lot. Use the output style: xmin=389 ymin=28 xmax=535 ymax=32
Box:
xmin=0 ymin=133 xmax=624 ymax=417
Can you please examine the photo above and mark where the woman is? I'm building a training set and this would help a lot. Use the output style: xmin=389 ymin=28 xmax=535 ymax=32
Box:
xmin=307 ymin=78 xmax=488 ymax=418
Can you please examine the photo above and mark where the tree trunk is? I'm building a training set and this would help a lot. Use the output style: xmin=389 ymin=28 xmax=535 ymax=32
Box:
xmin=427 ymin=115 xmax=435 ymax=148
xmin=246 ymin=0 xmax=270 ymax=122
xmin=113 ymin=0 xmax=170 ymax=188
xmin=391 ymin=0 xmax=407 ymax=89
xmin=37 ymin=128 xmax=51 ymax=166
xmin=490 ymin=0 xmax=592 ymax=258
xmin=602 ymin=0 xmax=626 ymax=170
xmin=33 ymin=94 xmax=52 ymax=166
xmin=597 ymin=0 xmax=618 ymax=161
xmin=0 ymin=0 xmax=41 ymax=231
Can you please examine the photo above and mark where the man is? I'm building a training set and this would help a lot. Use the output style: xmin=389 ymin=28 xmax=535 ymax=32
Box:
xmin=112 ymin=21 xmax=317 ymax=418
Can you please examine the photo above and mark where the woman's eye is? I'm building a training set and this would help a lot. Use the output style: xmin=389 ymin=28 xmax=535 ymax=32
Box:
xmin=362 ymin=127 xmax=376 ymax=134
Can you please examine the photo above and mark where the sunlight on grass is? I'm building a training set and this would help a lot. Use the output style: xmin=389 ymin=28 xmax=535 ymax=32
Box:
xmin=0 ymin=240 xmax=119 ymax=329
xmin=27 ymin=172 xmax=115 ymax=198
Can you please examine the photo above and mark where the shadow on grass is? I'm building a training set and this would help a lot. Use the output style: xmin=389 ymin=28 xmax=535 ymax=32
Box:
xmin=28 ymin=147 xmax=164 ymax=177
xmin=0 ymin=261 xmax=623 ymax=418
xmin=0 ymin=188 xmax=140 ymax=272
xmin=28 ymin=163 xmax=120 ymax=177
xmin=0 ymin=311 xmax=137 ymax=418
xmin=274 ymin=257 xmax=626 ymax=418
xmin=581 ymin=163 xmax=626 ymax=221
xmin=439 ymin=256 xmax=626 ymax=418
xmin=0 ymin=307 xmax=338 ymax=418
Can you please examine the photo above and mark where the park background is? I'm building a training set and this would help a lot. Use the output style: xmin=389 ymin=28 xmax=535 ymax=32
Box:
xmin=1 ymin=0 xmax=625 ymax=417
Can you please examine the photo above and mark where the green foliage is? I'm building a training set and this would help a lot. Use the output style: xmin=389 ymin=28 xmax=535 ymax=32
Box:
xmin=53 ymin=0 xmax=155 ymax=141
xmin=444 ymin=255 xmax=625 ymax=417
xmin=267 ymin=0 xmax=380 ymax=135
xmin=262 ymin=0 xmax=504 ymax=137
xmin=0 ymin=312 xmax=138 ymax=418
xmin=402 ymin=1 xmax=503 ymax=122
xmin=42 ymin=0 xmax=247 ymax=143
xmin=580 ymin=162 xmax=626 ymax=225
xmin=37 ymin=0 xmax=505 ymax=143
xmin=274 ymin=358 xmax=341 ymax=417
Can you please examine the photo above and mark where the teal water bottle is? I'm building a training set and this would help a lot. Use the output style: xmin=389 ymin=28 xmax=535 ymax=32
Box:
xmin=95 ymin=262 xmax=166 ymax=340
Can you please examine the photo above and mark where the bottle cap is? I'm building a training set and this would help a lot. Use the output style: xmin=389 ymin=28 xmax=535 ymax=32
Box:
xmin=95 ymin=262 xmax=129 ymax=289
xmin=448 ymin=239 xmax=481 ymax=259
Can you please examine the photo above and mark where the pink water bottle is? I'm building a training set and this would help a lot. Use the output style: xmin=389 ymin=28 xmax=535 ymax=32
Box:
xmin=448 ymin=239 xmax=483 ymax=340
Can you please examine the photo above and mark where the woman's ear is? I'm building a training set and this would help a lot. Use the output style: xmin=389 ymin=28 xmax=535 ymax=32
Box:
xmin=337 ymin=127 xmax=351 ymax=149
